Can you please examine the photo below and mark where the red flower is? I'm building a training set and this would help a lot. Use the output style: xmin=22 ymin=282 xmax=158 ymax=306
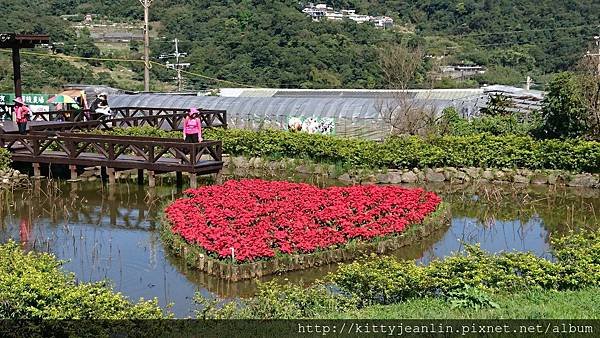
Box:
xmin=165 ymin=179 xmax=442 ymax=263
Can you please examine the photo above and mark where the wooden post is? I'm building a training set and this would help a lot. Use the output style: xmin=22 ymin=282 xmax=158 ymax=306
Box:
xmin=217 ymin=172 xmax=224 ymax=184
xmin=137 ymin=169 xmax=144 ymax=185
xmin=32 ymin=163 xmax=41 ymax=178
xmin=12 ymin=47 xmax=22 ymax=99
xmin=107 ymin=167 xmax=116 ymax=185
xmin=189 ymin=173 xmax=197 ymax=188
xmin=176 ymin=172 xmax=183 ymax=187
xmin=148 ymin=170 xmax=156 ymax=187
xmin=69 ymin=165 xmax=78 ymax=180
xmin=33 ymin=179 xmax=40 ymax=196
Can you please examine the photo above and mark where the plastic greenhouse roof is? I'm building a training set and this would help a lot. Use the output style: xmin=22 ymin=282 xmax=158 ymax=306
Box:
xmin=110 ymin=94 xmax=472 ymax=119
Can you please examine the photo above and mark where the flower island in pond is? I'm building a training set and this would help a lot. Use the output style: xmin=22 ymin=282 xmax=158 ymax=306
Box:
xmin=162 ymin=179 xmax=449 ymax=281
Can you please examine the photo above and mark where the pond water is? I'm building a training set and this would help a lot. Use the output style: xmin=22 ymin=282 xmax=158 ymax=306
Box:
xmin=0 ymin=171 xmax=598 ymax=317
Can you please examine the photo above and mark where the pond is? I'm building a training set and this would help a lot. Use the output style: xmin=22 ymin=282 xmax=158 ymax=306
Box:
xmin=0 ymin=171 xmax=598 ymax=317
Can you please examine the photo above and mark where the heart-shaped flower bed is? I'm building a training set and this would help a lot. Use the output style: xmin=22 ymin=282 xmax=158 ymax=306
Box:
xmin=165 ymin=179 xmax=442 ymax=263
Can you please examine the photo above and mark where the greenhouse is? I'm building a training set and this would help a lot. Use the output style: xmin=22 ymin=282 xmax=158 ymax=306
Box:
xmin=109 ymin=87 xmax=541 ymax=140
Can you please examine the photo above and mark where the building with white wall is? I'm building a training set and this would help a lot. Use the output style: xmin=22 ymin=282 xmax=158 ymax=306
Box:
xmin=302 ymin=3 xmax=394 ymax=28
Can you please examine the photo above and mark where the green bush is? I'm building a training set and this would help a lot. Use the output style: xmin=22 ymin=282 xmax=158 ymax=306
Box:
xmin=195 ymin=281 xmax=356 ymax=319
xmin=203 ymin=128 xmax=600 ymax=173
xmin=331 ymin=231 xmax=600 ymax=307
xmin=194 ymin=231 xmax=599 ymax=318
xmin=437 ymin=107 xmax=541 ymax=137
xmin=0 ymin=147 xmax=10 ymax=171
xmin=0 ymin=241 xmax=165 ymax=319
xmin=92 ymin=126 xmax=181 ymax=139
xmin=540 ymin=72 xmax=590 ymax=139
xmin=99 ymin=127 xmax=600 ymax=173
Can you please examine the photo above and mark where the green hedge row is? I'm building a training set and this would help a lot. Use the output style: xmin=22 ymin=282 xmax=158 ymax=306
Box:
xmin=205 ymin=129 xmax=600 ymax=173
xmin=0 ymin=241 xmax=164 ymax=319
xmin=95 ymin=127 xmax=600 ymax=173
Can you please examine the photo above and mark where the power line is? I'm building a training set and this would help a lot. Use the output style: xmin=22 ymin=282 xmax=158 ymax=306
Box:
xmin=0 ymin=49 xmax=254 ymax=88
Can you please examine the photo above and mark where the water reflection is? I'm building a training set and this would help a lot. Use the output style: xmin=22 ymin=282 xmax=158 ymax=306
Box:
xmin=0 ymin=172 xmax=598 ymax=317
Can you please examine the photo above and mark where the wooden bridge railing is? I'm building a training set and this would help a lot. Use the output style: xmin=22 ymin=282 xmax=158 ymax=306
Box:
xmin=31 ymin=109 xmax=91 ymax=122
xmin=0 ymin=132 xmax=223 ymax=173
xmin=29 ymin=113 xmax=224 ymax=133
xmin=29 ymin=107 xmax=227 ymax=127
xmin=26 ymin=107 xmax=227 ymax=131
xmin=111 ymin=107 xmax=227 ymax=128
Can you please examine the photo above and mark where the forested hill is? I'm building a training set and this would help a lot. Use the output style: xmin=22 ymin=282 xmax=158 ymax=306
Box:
xmin=1 ymin=0 xmax=599 ymax=90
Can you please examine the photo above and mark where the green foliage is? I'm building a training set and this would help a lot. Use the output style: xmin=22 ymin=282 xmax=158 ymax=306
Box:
xmin=540 ymin=72 xmax=590 ymax=138
xmin=437 ymin=107 xmax=541 ymax=136
xmin=101 ymin=126 xmax=600 ymax=172
xmin=94 ymin=126 xmax=181 ymax=139
xmin=0 ymin=241 xmax=165 ymax=319
xmin=447 ymin=286 xmax=500 ymax=310
xmin=552 ymin=232 xmax=600 ymax=289
xmin=332 ymin=231 xmax=600 ymax=307
xmin=195 ymin=231 xmax=600 ymax=319
xmin=195 ymin=281 xmax=356 ymax=319
xmin=0 ymin=148 xmax=11 ymax=171
xmin=330 ymin=288 xmax=600 ymax=319
xmin=103 ymin=126 xmax=600 ymax=173
xmin=1 ymin=1 xmax=599 ymax=89
xmin=203 ymin=128 xmax=600 ymax=173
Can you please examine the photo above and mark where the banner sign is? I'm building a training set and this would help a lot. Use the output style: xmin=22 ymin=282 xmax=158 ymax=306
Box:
xmin=0 ymin=93 xmax=49 ymax=106
xmin=287 ymin=116 xmax=335 ymax=135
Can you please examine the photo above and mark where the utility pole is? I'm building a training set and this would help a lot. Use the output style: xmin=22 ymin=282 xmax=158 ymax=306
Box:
xmin=525 ymin=76 xmax=532 ymax=91
xmin=139 ymin=0 xmax=153 ymax=92
xmin=159 ymin=38 xmax=190 ymax=91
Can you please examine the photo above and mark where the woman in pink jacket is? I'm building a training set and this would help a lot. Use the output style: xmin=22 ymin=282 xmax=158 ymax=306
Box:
xmin=183 ymin=107 xmax=203 ymax=143
xmin=14 ymin=97 xmax=31 ymax=135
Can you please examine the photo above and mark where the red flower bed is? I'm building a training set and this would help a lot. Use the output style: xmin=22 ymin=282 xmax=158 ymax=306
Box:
xmin=165 ymin=179 xmax=442 ymax=263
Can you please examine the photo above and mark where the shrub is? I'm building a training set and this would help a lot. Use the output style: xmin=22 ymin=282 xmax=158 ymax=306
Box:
xmin=101 ymin=127 xmax=600 ymax=173
xmin=0 ymin=147 xmax=10 ymax=171
xmin=0 ymin=241 xmax=164 ymax=319
xmin=92 ymin=126 xmax=181 ymax=139
xmin=539 ymin=72 xmax=590 ymax=139
xmin=331 ymin=231 xmax=599 ymax=307
xmin=437 ymin=107 xmax=541 ymax=137
xmin=195 ymin=281 xmax=356 ymax=319
xmin=204 ymin=128 xmax=600 ymax=173
xmin=194 ymin=231 xmax=600 ymax=319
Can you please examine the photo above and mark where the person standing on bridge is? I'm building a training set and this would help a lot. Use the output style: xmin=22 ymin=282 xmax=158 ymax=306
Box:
xmin=183 ymin=108 xmax=203 ymax=143
xmin=13 ymin=97 xmax=31 ymax=135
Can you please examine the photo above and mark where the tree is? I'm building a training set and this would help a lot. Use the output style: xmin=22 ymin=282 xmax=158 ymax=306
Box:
xmin=376 ymin=43 xmax=436 ymax=135
xmin=540 ymin=72 xmax=589 ymax=138
xmin=577 ymin=56 xmax=600 ymax=137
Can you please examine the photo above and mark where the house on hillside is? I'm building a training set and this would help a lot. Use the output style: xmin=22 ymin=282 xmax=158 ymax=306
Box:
xmin=302 ymin=3 xmax=394 ymax=28
xmin=90 ymin=32 xmax=143 ymax=43
xmin=439 ymin=65 xmax=486 ymax=80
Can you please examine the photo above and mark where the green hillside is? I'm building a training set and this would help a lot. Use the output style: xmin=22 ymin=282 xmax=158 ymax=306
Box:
xmin=1 ymin=0 xmax=599 ymax=91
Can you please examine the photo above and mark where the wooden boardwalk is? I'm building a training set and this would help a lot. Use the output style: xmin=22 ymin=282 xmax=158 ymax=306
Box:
xmin=0 ymin=107 xmax=227 ymax=187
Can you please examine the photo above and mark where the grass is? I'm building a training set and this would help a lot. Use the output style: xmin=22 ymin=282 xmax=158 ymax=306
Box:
xmin=329 ymin=288 xmax=600 ymax=319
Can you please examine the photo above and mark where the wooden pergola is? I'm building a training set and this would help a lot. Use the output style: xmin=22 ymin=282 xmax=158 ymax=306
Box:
xmin=0 ymin=33 xmax=50 ymax=98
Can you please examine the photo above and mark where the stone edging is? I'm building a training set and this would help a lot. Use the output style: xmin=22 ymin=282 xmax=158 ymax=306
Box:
xmin=160 ymin=204 xmax=451 ymax=282
xmin=223 ymin=155 xmax=600 ymax=188
xmin=0 ymin=168 xmax=30 ymax=188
